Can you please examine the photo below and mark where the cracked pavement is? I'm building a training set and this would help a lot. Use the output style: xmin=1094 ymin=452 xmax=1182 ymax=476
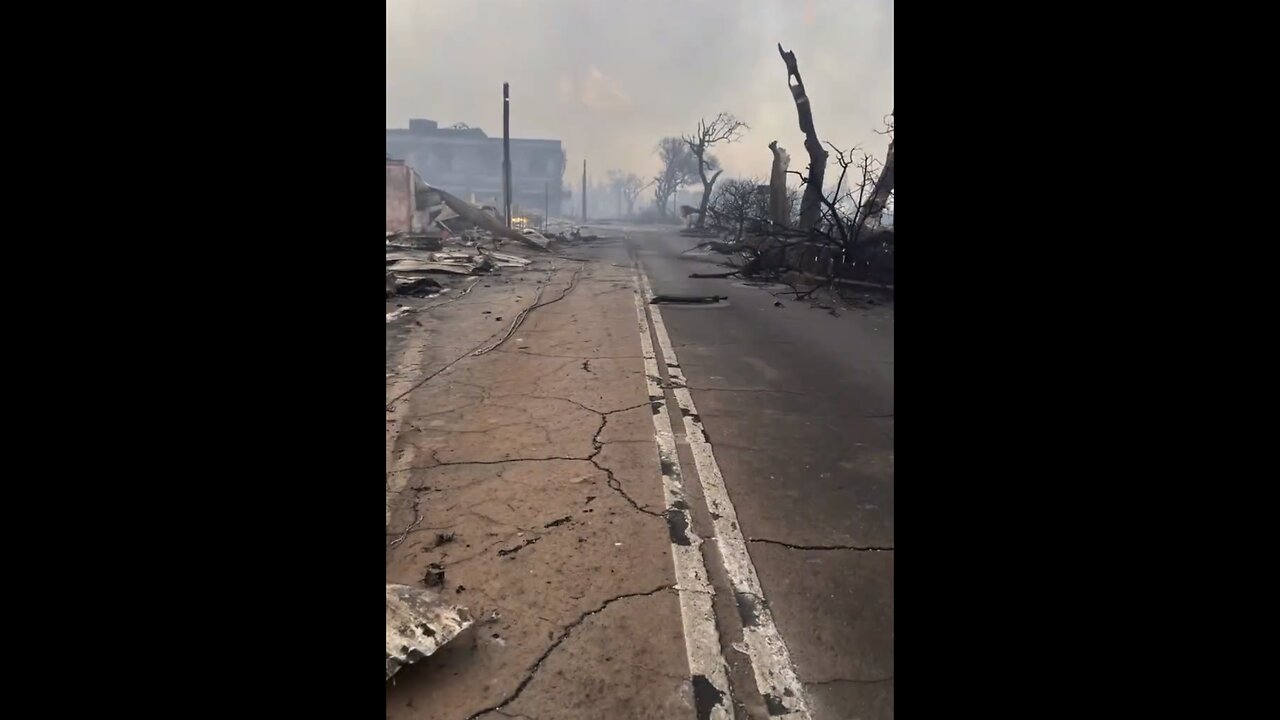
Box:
xmin=387 ymin=252 xmax=690 ymax=719
xmin=387 ymin=225 xmax=893 ymax=720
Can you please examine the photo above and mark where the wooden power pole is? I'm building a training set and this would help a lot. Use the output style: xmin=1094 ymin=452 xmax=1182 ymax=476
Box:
xmin=582 ymin=159 xmax=587 ymax=221
xmin=502 ymin=82 xmax=512 ymax=229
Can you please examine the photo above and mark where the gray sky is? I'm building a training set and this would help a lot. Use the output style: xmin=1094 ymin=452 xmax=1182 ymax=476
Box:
xmin=387 ymin=0 xmax=893 ymax=190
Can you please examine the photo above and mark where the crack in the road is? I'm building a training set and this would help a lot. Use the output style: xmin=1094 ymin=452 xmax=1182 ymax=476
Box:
xmin=748 ymin=538 xmax=894 ymax=552
xmin=492 ymin=710 xmax=540 ymax=720
xmin=497 ymin=535 xmax=541 ymax=556
xmin=388 ymin=403 xmax=664 ymax=546
xmin=463 ymin=585 xmax=674 ymax=720
xmin=586 ymin=403 xmax=664 ymax=518
xmin=591 ymin=456 xmax=662 ymax=518
xmin=493 ymin=349 xmax=641 ymax=360
xmin=530 ymin=395 xmax=650 ymax=418
xmin=426 ymin=455 xmax=587 ymax=467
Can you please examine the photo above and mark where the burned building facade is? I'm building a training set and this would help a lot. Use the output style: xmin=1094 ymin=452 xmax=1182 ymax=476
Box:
xmin=386 ymin=118 xmax=568 ymax=217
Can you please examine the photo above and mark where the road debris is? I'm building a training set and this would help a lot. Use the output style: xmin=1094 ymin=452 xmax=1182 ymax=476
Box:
xmin=386 ymin=233 xmax=444 ymax=251
xmin=479 ymin=249 xmax=532 ymax=268
xmin=385 ymin=584 xmax=473 ymax=681
xmin=387 ymin=252 xmax=495 ymax=276
xmin=423 ymin=562 xmax=445 ymax=587
xmin=649 ymin=295 xmax=727 ymax=304
xmin=427 ymin=184 xmax=550 ymax=251
xmin=396 ymin=276 xmax=444 ymax=297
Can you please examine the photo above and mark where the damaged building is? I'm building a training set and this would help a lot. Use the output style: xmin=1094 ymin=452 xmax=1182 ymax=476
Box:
xmin=385 ymin=157 xmax=421 ymax=234
xmin=386 ymin=118 xmax=569 ymax=216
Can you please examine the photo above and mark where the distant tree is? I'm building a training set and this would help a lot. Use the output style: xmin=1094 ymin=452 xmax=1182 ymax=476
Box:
xmin=653 ymin=137 xmax=700 ymax=217
xmin=608 ymin=170 xmax=649 ymax=217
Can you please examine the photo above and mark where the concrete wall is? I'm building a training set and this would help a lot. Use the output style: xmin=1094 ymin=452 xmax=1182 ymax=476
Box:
xmin=386 ymin=163 xmax=415 ymax=233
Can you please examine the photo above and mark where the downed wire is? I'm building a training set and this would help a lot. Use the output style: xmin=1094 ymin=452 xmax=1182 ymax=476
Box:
xmin=385 ymin=262 xmax=584 ymax=411
xmin=471 ymin=262 xmax=585 ymax=356
xmin=421 ymin=277 xmax=481 ymax=310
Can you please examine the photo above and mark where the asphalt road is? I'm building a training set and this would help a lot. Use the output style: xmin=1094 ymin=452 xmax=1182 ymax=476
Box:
xmin=580 ymin=223 xmax=894 ymax=719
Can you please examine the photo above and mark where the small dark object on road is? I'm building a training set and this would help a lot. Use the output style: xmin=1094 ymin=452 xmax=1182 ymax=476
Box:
xmin=424 ymin=563 xmax=445 ymax=588
xmin=690 ymin=271 xmax=739 ymax=279
xmin=774 ymin=301 xmax=784 ymax=308
xmin=829 ymin=308 xmax=841 ymax=317
xmin=436 ymin=532 xmax=455 ymax=546
xmin=495 ymin=316 xmax=504 ymax=321
xmin=650 ymin=295 xmax=727 ymax=304
xmin=456 ymin=585 xmax=465 ymax=593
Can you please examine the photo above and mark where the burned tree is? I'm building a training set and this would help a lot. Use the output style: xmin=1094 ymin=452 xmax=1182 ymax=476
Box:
xmin=707 ymin=177 xmax=768 ymax=241
xmin=702 ymin=110 xmax=894 ymax=291
xmin=683 ymin=113 xmax=749 ymax=229
xmin=653 ymin=137 xmax=699 ymax=217
xmin=856 ymin=109 xmax=894 ymax=234
xmin=768 ymin=141 xmax=792 ymax=227
xmin=777 ymin=44 xmax=827 ymax=231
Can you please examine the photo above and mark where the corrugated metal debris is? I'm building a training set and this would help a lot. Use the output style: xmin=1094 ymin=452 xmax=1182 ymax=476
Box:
xmin=385 ymin=584 xmax=473 ymax=680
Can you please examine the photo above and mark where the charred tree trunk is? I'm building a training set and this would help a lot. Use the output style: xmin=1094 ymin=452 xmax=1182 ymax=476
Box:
xmin=768 ymin=140 xmax=791 ymax=226
xmin=855 ymin=138 xmax=894 ymax=240
xmin=696 ymin=168 xmax=723 ymax=229
xmin=778 ymin=44 xmax=827 ymax=231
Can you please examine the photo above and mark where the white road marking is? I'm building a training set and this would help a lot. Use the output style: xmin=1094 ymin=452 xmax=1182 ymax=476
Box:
xmin=639 ymin=271 xmax=813 ymax=719
xmin=631 ymin=278 xmax=732 ymax=720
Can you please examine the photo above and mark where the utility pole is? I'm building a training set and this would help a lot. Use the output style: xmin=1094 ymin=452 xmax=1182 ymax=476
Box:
xmin=582 ymin=159 xmax=587 ymax=222
xmin=502 ymin=82 xmax=512 ymax=229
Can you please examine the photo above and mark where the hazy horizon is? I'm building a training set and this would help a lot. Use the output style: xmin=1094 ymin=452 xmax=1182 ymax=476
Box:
xmin=387 ymin=0 xmax=893 ymax=193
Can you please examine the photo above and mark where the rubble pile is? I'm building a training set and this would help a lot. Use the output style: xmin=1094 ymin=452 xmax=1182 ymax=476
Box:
xmin=385 ymin=237 xmax=532 ymax=300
